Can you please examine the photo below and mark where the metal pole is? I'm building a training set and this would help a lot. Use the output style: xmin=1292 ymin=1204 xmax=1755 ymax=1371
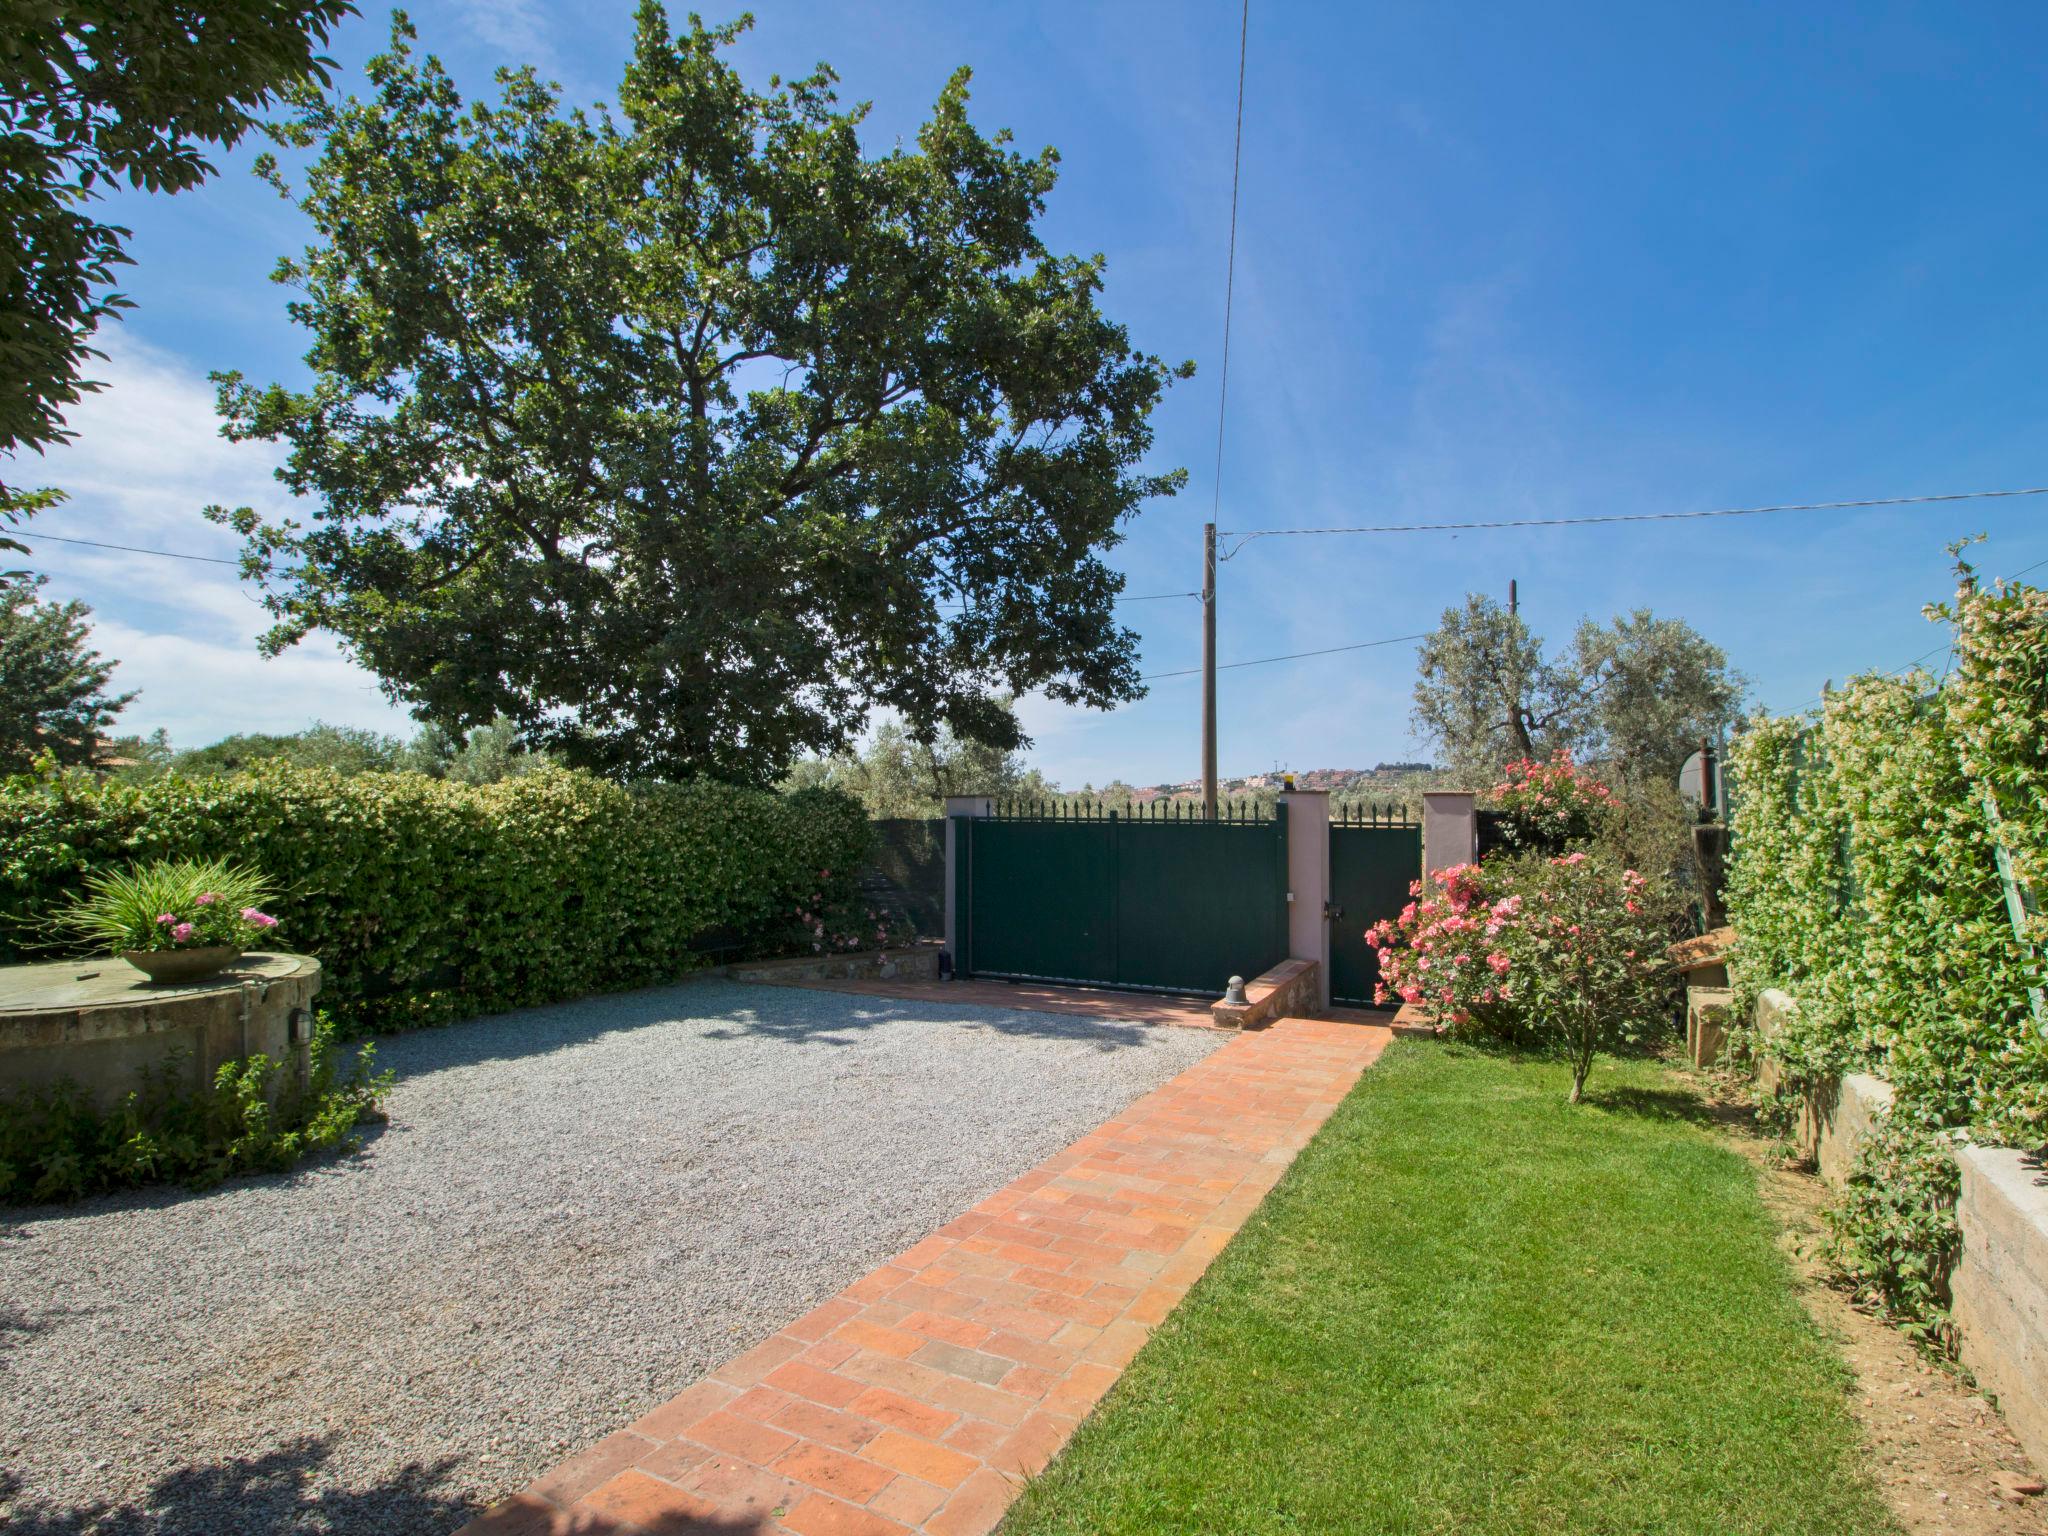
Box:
xmin=1203 ymin=521 xmax=1218 ymax=819
xmin=1508 ymin=578 xmax=1517 ymax=616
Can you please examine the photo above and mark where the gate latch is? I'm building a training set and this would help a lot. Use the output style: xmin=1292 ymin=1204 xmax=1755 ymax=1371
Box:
xmin=1324 ymin=901 xmax=1343 ymax=921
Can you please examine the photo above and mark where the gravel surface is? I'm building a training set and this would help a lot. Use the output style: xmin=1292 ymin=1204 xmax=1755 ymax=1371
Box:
xmin=0 ymin=979 xmax=1221 ymax=1535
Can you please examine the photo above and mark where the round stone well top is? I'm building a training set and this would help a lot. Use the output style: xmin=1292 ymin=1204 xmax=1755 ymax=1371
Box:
xmin=0 ymin=953 xmax=323 ymax=1104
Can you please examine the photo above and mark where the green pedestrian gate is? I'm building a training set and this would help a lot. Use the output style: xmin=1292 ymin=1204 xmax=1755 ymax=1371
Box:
xmin=953 ymin=802 xmax=1289 ymax=996
xmin=1327 ymin=804 xmax=1424 ymax=1008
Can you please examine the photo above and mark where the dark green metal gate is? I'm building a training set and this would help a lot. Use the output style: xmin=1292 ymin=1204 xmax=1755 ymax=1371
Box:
xmin=954 ymin=802 xmax=1289 ymax=996
xmin=1328 ymin=805 xmax=1423 ymax=1007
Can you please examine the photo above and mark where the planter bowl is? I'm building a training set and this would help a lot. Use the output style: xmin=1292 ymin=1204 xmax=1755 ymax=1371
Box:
xmin=120 ymin=946 xmax=243 ymax=984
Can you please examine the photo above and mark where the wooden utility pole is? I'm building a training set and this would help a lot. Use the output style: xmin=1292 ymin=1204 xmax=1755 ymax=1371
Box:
xmin=1202 ymin=521 xmax=1218 ymax=818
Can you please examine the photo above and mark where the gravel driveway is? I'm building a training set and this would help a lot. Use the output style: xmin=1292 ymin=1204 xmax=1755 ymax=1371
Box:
xmin=0 ymin=979 xmax=1221 ymax=1535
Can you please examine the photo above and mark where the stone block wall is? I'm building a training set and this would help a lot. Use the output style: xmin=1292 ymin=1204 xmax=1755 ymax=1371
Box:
xmin=724 ymin=946 xmax=941 ymax=986
xmin=1954 ymin=1145 xmax=2048 ymax=1473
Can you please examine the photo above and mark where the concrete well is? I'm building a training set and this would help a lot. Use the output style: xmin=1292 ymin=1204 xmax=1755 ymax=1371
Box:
xmin=0 ymin=952 xmax=323 ymax=1109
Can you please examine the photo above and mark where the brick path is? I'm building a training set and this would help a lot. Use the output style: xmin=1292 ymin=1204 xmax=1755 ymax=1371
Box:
xmin=460 ymin=1014 xmax=1390 ymax=1536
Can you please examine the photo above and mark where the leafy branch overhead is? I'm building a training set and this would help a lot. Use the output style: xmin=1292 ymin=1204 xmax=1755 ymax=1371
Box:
xmin=210 ymin=5 xmax=1193 ymax=783
xmin=0 ymin=0 xmax=355 ymax=542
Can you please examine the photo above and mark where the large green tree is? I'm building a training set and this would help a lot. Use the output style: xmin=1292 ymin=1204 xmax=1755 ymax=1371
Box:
xmin=0 ymin=577 xmax=132 ymax=769
xmin=1412 ymin=594 xmax=1742 ymax=785
xmin=209 ymin=7 xmax=1190 ymax=784
xmin=0 ymin=0 xmax=354 ymax=552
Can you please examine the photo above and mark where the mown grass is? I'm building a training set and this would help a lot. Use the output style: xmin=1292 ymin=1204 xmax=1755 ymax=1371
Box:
xmin=1001 ymin=1040 xmax=1898 ymax=1536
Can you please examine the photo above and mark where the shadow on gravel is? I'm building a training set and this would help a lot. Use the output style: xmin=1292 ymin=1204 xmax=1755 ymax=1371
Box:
xmin=0 ymin=1442 xmax=473 ymax=1536
xmin=698 ymin=991 xmax=1157 ymax=1052
xmin=360 ymin=975 xmax=1162 ymax=1070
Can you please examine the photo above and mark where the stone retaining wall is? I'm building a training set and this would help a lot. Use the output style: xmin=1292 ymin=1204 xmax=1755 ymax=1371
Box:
xmin=1954 ymin=1145 xmax=2048 ymax=1474
xmin=724 ymin=946 xmax=941 ymax=986
xmin=1747 ymin=986 xmax=2048 ymax=1473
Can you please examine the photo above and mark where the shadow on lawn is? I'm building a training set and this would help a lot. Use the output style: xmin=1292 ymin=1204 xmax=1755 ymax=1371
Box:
xmin=0 ymin=1440 xmax=474 ymax=1536
xmin=1585 ymin=1083 xmax=1750 ymax=1127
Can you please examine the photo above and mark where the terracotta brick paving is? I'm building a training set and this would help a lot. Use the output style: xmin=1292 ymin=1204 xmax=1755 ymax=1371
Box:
xmin=458 ymin=1013 xmax=1390 ymax=1536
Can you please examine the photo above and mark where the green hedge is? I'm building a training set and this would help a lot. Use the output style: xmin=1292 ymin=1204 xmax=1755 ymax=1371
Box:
xmin=1724 ymin=559 xmax=2048 ymax=1332
xmin=0 ymin=765 xmax=872 ymax=1032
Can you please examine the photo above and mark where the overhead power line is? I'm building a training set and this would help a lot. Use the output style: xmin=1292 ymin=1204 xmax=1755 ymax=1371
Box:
xmin=23 ymin=531 xmax=241 ymax=565
xmin=1208 ymin=0 xmax=1250 ymax=529
xmin=1144 ymin=630 xmax=1426 ymax=681
xmin=1218 ymin=485 xmax=2048 ymax=559
xmin=1789 ymin=550 xmax=2048 ymax=711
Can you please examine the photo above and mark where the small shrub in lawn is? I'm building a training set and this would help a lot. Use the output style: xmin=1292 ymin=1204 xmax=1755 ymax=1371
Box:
xmin=1370 ymin=851 xmax=1674 ymax=1101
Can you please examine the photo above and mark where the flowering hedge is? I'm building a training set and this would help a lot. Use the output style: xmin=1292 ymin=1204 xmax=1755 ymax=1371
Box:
xmin=0 ymin=764 xmax=872 ymax=1032
xmin=1724 ymin=557 xmax=2048 ymax=1330
xmin=1369 ymin=851 xmax=1671 ymax=1100
xmin=1724 ymin=650 xmax=2047 ymax=1140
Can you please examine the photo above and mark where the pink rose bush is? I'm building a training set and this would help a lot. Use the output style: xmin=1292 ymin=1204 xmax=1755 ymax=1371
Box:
xmin=1368 ymin=850 xmax=1674 ymax=1102
xmin=1486 ymin=749 xmax=1614 ymax=853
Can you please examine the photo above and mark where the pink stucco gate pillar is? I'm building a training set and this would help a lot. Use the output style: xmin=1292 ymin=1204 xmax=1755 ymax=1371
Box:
xmin=1277 ymin=789 xmax=1332 ymax=1009
xmin=1422 ymin=790 xmax=1478 ymax=881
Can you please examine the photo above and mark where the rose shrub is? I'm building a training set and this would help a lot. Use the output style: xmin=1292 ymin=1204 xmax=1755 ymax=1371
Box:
xmin=1369 ymin=849 xmax=1673 ymax=1100
xmin=1486 ymin=749 xmax=1614 ymax=853
xmin=782 ymin=871 xmax=917 ymax=956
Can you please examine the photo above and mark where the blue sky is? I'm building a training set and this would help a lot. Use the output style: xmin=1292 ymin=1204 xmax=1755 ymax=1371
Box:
xmin=16 ymin=0 xmax=2048 ymax=786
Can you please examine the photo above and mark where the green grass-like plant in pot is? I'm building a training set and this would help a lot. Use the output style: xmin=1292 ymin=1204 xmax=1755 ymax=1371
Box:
xmin=60 ymin=859 xmax=282 ymax=984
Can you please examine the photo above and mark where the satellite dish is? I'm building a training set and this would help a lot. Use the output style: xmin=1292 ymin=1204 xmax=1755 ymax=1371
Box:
xmin=1678 ymin=749 xmax=1721 ymax=814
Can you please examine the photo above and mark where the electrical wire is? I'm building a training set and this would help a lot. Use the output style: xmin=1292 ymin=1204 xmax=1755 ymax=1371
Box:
xmin=1208 ymin=0 xmax=1250 ymax=528
xmin=1143 ymin=630 xmax=1426 ymax=681
xmin=1217 ymin=485 xmax=2048 ymax=559
xmin=1788 ymin=551 xmax=2048 ymax=711
xmin=19 ymin=531 xmax=242 ymax=565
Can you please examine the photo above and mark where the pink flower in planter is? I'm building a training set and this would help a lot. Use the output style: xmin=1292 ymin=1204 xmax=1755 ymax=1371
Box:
xmin=241 ymin=909 xmax=278 ymax=928
xmin=196 ymin=892 xmax=221 ymax=905
xmin=156 ymin=913 xmax=175 ymax=926
xmin=172 ymin=922 xmax=195 ymax=942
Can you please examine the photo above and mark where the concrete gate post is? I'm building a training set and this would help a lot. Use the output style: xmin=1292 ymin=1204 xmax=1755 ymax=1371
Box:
xmin=1278 ymin=789 xmax=1332 ymax=1009
xmin=942 ymin=796 xmax=994 ymax=973
xmin=1422 ymin=791 xmax=1478 ymax=881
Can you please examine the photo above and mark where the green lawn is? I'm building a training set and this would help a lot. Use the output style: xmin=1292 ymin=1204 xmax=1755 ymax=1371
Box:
xmin=1001 ymin=1040 xmax=1898 ymax=1536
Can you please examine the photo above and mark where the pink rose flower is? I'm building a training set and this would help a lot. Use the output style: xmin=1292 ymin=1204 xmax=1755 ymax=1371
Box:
xmin=172 ymin=922 xmax=194 ymax=942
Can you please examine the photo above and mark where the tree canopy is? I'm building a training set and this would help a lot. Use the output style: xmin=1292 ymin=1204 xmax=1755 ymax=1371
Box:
xmin=210 ymin=5 xmax=1190 ymax=784
xmin=0 ymin=0 xmax=353 ymax=551
xmin=784 ymin=706 xmax=1053 ymax=819
xmin=1412 ymin=594 xmax=1743 ymax=785
xmin=0 ymin=577 xmax=132 ymax=770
